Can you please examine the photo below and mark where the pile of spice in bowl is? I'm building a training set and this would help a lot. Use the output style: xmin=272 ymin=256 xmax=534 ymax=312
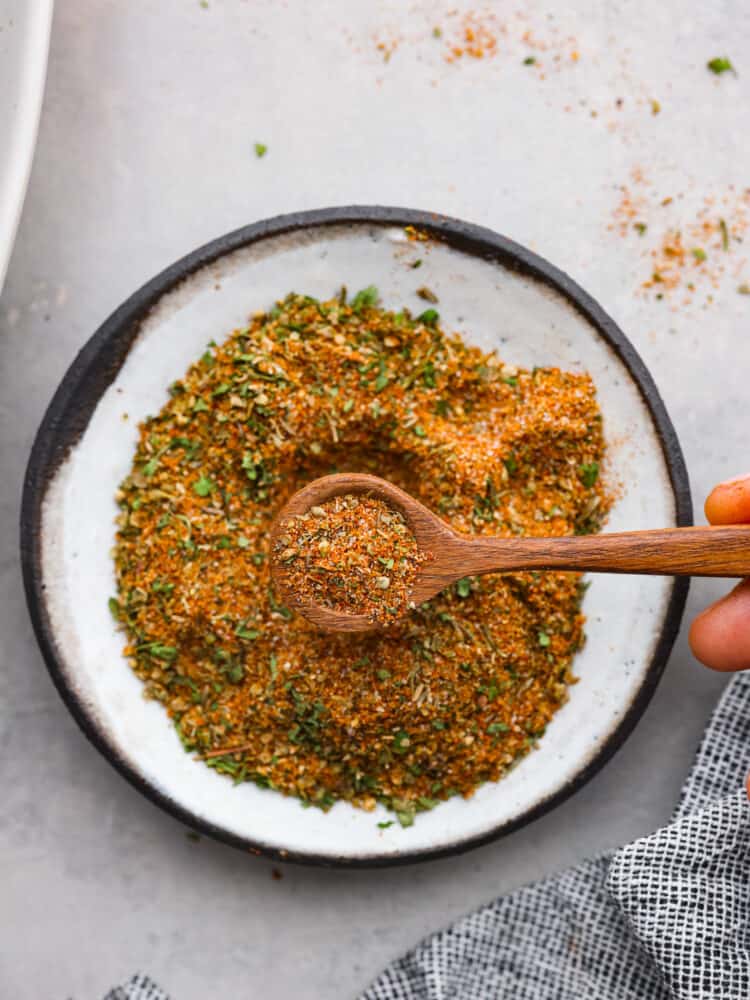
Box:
xmin=110 ymin=289 xmax=610 ymax=827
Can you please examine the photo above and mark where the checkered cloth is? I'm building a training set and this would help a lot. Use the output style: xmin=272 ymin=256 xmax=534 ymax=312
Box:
xmin=98 ymin=674 xmax=750 ymax=1000
xmin=100 ymin=977 xmax=170 ymax=1000
xmin=362 ymin=673 xmax=750 ymax=1000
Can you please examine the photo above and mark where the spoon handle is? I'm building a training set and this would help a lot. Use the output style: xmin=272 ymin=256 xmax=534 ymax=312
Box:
xmin=449 ymin=525 xmax=750 ymax=578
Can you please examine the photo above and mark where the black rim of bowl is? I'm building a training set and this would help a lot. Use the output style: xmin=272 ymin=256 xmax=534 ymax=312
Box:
xmin=20 ymin=206 xmax=692 ymax=868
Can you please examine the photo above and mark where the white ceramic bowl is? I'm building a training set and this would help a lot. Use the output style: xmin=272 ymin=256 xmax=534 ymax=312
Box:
xmin=0 ymin=0 xmax=53 ymax=291
xmin=21 ymin=208 xmax=691 ymax=866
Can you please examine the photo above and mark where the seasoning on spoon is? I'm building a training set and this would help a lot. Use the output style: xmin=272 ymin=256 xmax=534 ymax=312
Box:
xmin=275 ymin=472 xmax=750 ymax=637
xmin=274 ymin=494 xmax=426 ymax=625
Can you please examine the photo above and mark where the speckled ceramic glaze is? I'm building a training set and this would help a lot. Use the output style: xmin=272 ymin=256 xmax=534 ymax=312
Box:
xmin=21 ymin=208 xmax=691 ymax=866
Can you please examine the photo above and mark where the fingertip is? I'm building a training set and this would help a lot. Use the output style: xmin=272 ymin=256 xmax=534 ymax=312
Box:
xmin=689 ymin=580 xmax=750 ymax=672
xmin=705 ymin=474 xmax=750 ymax=525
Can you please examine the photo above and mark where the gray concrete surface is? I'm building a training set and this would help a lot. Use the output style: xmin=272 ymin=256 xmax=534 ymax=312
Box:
xmin=1 ymin=2 xmax=746 ymax=998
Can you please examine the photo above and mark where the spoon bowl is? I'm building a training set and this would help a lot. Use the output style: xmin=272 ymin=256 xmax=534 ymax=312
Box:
xmin=270 ymin=473 xmax=443 ymax=631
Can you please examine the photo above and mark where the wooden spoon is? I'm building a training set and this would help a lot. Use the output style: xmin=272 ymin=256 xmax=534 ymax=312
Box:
xmin=269 ymin=472 xmax=750 ymax=633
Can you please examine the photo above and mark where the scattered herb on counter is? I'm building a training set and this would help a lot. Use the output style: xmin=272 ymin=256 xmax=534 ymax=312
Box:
xmin=707 ymin=57 xmax=735 ymax=76
xmin=720 ymin=218 xmax=730 ymax=251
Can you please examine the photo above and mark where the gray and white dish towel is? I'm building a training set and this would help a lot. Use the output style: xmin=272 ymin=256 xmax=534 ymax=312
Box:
xmin=102 ymin=673 xmax=750 ymax=1000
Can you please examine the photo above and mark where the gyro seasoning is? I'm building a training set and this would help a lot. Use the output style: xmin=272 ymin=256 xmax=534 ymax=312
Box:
xmin=111 ymin=288 xmax=610 ymax=827
xmin=274 ymin=495 xmax=423 ymax=624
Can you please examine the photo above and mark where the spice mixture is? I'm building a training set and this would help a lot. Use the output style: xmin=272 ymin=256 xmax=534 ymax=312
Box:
xmin=273 ymin=494 xmax=424 ymax=625
xmin=610 ymin=169 xmax=750 ymax=303
xmin=366 ymin=8 xmax=580 ymax=74
xmin=112 ymin=288 xmax=609 ymax=826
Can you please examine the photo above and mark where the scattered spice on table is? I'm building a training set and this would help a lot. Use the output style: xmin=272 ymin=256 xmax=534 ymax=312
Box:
xmin=112 ymin=287 xmax=610 ymax=826
xmin=362 ymin=10 xmax=580 ymax=79
xmin=610 ymin=170 xmax=750 ymax=302
xmin=375 ymin=35 xmax=399 ymax=63
xmin=707 ymin=56 xmax=735 ymax=76
xmin=274 ymin=494 xmax=425 ymax=625
xmin=442 ymin=10 xmax=500 ymax=62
